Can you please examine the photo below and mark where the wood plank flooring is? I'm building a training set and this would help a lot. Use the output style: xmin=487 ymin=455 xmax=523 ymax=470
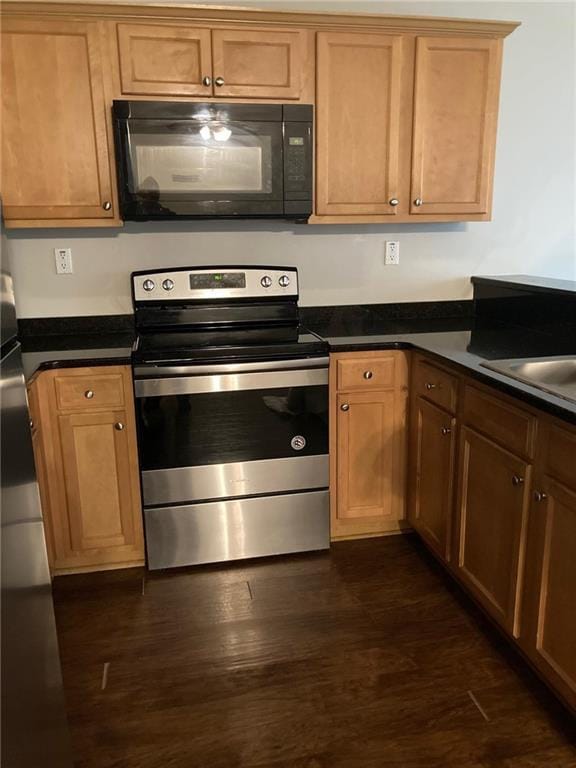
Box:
xmin=52 ymin=535 xmax=576 ymax=768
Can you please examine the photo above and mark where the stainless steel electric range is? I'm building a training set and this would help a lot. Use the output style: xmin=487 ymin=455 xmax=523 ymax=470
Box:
xmin=131 ymin=266 xmax=330 ymax=570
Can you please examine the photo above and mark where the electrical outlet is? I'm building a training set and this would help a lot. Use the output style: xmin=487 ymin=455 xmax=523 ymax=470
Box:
xmin=385 ymin=241 xmax=400 ymax=265
xmin=54 ymin=248 xmax=73 ymax=274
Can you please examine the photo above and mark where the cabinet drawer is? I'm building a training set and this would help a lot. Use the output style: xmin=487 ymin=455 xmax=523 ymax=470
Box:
xmin=462 ymin=384 xmax=536 ymax=458
xmin=414 ymin=359 xmax=458 ymax=413
xmin=336 ymin=356 xmax=395 ymax=391
xmin=541 ymin=422 xmax=576 ymax=489
xmin=54 ymin=373 xmax=125 ymax=411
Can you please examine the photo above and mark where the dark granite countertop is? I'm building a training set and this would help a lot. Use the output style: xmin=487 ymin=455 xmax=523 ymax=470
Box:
xmin=472 ymin=274 xmax=576 ymax=296
xmin=304 ymin=313 xmax=576 ymax=424
xmin=21 ymin=332 xmax=134 ymax=380
xmin=20 ymin=299 xmax=576 ymax=424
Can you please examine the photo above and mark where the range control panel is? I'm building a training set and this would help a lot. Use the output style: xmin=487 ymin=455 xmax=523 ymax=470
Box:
xmin=133 ymin=267 xmax=298 ymax=303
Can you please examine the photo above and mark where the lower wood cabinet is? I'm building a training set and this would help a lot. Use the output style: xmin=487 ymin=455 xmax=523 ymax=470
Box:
xmin=454 ymin=426 xmax=531 ymax=637
xmin=28 ymin=366 xmax=144 ymax=574
xmin=330 ymin=351 xmax=409 ymax=539
xmin=520 ymin=423 xmax=576 ymax=710
xmin=408 ymin=396 xmax=456 ymax=562
xmin=407 ymin=352 xmax=576 ymax=713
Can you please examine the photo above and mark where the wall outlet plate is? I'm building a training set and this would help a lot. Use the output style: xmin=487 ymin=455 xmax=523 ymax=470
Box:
xmin=54 ymin=248 xmax=73 ymax=274
xmin=385 ymin=241 xmax=400 ymax=265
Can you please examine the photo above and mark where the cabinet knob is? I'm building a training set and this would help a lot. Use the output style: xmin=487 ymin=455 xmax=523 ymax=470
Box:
xmin=114 ymin=422 xmax=125 ymax=431
xmin=533 ymin=490 xmax=548 ymax=502
xmin=389 ymin=198 xmax=399 ymax=206
xmin=363 ymin=371 xmax=373 ymax=380
xmin=414 ymin=198 xmax=423 ymax=207
xmin=84 ymin=390 xmax=94 ymax=399
xmin=425 ymin=382 xmax=437 ymax=390
xmin=340 ymin=403 xmax=350 ymax=412
xmin=512 ymin=475 xmax=525 ymax=487
xmin=441 ymin=427 xmax=451 ymax=435
xmin=202 ymin=76 xmax=212 ymax=86
xmin=102 ymin=201 xmax=112 ymax=211
xmin=214 ymin=76 xmax=225 ymax=87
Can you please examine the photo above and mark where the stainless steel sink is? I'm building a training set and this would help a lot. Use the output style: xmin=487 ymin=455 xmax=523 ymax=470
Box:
xmin=481 ymin=356 xmax=576 ymax=404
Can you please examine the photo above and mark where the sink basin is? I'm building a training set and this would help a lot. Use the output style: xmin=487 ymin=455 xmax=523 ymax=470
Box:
xmin=481 ymin=356 xmax=576 ymax=404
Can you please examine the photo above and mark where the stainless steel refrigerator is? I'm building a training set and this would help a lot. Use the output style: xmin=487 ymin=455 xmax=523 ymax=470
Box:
xmin=1 ymin=207 xmax=73 ymax=767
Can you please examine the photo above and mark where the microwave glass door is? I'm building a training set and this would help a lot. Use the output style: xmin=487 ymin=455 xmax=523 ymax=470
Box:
xmin=125 ymin=120 xmax=283 ymax=202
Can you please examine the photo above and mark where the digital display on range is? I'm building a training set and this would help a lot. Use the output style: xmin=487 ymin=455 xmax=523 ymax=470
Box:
xmin=189 ymin=272 xmax=246 ymax=290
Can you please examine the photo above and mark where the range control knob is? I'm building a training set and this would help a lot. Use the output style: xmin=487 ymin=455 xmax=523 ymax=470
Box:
xmin=279 ymin=274 xmax=291 ymax=288
xmin=142 ymin=279 xmax=155 ymax=292
xmin=261 ymin=275 xmax=272 ymax=288
xmin=162 ymin=278 xmax=175 ymax=291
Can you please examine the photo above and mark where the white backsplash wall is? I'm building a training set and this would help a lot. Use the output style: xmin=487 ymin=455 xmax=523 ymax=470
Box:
xmin=7 ymin=1 xmax=576 ymax=318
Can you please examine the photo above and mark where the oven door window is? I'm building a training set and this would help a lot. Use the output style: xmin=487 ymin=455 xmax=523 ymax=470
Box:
xmin=137 ymin=386 xmax=328 ymax=472
xmin=123 ymin=119 xmax=283 ymax=202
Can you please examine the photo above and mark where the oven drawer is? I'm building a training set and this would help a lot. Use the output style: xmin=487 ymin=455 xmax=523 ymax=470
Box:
xmin=144 ymin=490 xmax=329 ymax=569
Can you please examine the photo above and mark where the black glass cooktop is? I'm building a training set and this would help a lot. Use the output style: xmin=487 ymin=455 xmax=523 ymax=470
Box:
xmin=133 ymin=326 xmax=328 ymax=364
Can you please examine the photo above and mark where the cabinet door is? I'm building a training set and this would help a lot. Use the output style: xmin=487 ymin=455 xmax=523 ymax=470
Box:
xmin=408 ymin=397 xmax=456 ymax=562
xmin=336 ymin=389 xmax=403 ymax=530
xmin=117 ymin=23 xmax=213 ymax=97
xmin=57 ymin=409 xmax=144 ymax=567
xmin=1 ymin=19 xmax=115 ymax=223
xmin=410 ymin=36 xmax=502 ymax=216
xmin=455 ymin=427 xmax=531 ymax=636
xmin=211 ymin=28 xmax=306 ymax=99
xmin=522 ymin=478 xmax=576 ymax=710
xmin=316 ymin=32 xmax=404 ymax=216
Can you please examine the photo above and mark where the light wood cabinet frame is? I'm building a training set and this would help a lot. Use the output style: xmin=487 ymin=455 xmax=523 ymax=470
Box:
xmin=330 ymin=350 xmax=410 ymax=540
xmin=454 ymin=425 xmax=532 ymax=637
xmin=1 ymin=17 xmax=120 ymax=227
xmin=116 ymin=22 xmax=213 ymax=97
xmin=315 ymin=31 xmax=405 ymax=217
xmin=406 ymin=350 xmax=576 ymax=714
xmin=1 ymin=2 xmax=518 ymax=228
xmin=28 ymin=366 xmax=144 ymax=574
xmin=410 ymin=36 xmax=503 ymax=216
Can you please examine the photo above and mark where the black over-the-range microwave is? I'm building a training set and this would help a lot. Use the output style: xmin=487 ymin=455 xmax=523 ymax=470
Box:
xmin=112 ymin=101 xmax=313 ymax=222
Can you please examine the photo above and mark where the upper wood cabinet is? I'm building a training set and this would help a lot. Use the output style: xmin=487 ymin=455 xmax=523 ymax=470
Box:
xmin=1 ymin=18 xmax=118 ymax=227
xmin=115 ymin=23 xmax=312 ymax=101
xmin=0 ymin=3 xmax=517 ymax=228
xmin=28 ymin=366 xmax=144 ymax=574
xmin=330 ymin=351 xmax=409 ymax=540
xmin=410 ymin=37 xmax=503 ymax=216
xmin=314 ymin=31 xmax=508 ymax=223
xmin=211 ymin=28 xmax=308 ymax=100
xmin=117 ymin=23 xmax=212 ymax=97
xmin=316 ymin=32 xmax=404 ymax=216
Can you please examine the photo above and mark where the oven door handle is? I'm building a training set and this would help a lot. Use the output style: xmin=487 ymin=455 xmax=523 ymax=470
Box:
xmin=134 ymin=367 xmax=328 ymax=397
xmin=133 ymin=356 xmax=329 ymax=378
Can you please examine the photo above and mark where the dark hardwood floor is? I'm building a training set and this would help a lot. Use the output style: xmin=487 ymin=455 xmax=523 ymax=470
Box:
xmin=53 ymin=535 xmax=576 ymax=768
